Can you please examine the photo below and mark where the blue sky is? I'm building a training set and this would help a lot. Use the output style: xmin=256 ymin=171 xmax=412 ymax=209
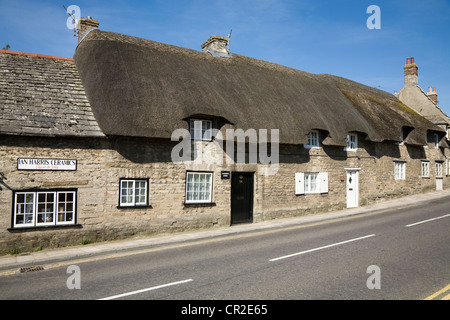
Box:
xmin=1 ymin=0 xmax=449 ymax=114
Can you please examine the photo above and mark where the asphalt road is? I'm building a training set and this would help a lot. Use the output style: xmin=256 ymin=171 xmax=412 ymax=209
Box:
xmin=0 ymin=196 xmax=449 ymax=304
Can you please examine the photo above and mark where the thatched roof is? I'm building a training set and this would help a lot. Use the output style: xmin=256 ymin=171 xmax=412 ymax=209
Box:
xmin=73 ymin=30 xmax=444 ymax=146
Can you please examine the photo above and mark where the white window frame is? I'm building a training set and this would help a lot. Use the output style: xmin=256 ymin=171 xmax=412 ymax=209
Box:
xmin=56 ymin=191 xmax=77 ymax=225
xmin=190 ymin=119 xmax=212 ymax=141
xmin=14 ymin=192 xmax=35 ymax=227
xmin=345 ymin=134 xmax=358 ymax=151
xmin=119 ymin=179 xmax=148 ymax=207
xmin=185 ymin=172 xmax=213 ymax=203
xmin=304 ymin=173 xmax=319 ymax=193
xmin=434 ymin=134 xmax=439 ymax=149
xmin=394 ymin=161 xmax=406 ymax=180
xmin=421 ymin=161 xmax=430 ymax=178
xmin=13 ymin=190 xmax=76 ymax=228
xmin=36 ymin=191 xmax=56 ymax=226
xmin=304 ymin=130 xmax=319 ymax=148
xmin=295 ymin=172 xmax=328 ymax=195
xmin=436 ymin=162 xmax=443 ymax=178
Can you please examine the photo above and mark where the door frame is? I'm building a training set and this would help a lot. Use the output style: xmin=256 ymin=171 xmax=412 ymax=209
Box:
xmin=230 ymin=171 xmax=254 ymax=225
xmin=345 ymin=168 xmax=360 ymax=208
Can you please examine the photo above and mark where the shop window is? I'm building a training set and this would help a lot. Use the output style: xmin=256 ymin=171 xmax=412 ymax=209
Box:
xmin=13 ymin=190 xmax=76 ymax=228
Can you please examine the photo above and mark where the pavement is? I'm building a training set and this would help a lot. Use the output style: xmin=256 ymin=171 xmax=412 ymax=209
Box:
xmin=2 ymin=189 xmax=450 ymax=273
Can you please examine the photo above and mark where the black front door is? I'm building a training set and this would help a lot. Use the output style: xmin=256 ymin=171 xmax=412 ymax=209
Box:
xmin=231 ymin=172 xmax=254 ymax=224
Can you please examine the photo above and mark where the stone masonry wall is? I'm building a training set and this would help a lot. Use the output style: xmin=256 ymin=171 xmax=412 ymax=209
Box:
xmin=0 ymin=134 xmax=448 ymax=254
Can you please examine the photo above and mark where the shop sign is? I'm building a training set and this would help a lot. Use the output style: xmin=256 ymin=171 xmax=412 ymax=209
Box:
xmin=17 ymin=158 xmax=77 ymax=171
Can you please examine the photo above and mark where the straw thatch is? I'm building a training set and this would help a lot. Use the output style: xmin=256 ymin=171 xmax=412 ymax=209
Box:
xmin=74 ymin=30 xmax=444 ymax=146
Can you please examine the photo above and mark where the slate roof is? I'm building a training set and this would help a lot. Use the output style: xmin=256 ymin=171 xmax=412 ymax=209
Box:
xmin=0 ymin=50 xmax=104 ymax=138
xmin=74 ymin=30 xmax=445 ymax=147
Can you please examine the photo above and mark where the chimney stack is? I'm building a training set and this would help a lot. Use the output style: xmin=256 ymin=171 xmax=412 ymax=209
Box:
xmin=201 ymin=35 xmax=231 ymax=58
xmin=404 ymin=57 xmax=418 ymax=87
xmin=77 ymin=16 xmax=99 ymax=44
xmin=427 ymin=87 xmax=438 ymax=104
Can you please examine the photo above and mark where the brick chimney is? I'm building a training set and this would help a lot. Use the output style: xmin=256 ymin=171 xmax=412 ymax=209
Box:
xmin=427 ymin=87 xmax=438 ymax=104
xmin=201 ymin=35 xmax=231 ymax=58
xmin=77 ymin=16 xmax=99 ymax=44
xmin=404 ymin=57 xmax=418 ymax=87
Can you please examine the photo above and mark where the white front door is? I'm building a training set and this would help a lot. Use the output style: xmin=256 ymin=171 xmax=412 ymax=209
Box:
xmin=346 ymin=170 xmax=359 ymax=208
xmin=436 ymin=179 xmax=443 ymax=191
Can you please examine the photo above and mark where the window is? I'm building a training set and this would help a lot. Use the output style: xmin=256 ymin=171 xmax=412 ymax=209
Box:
xmin=396 ymin=130 xmax=404 ymax=146
xmin=345 ymin=134 xmax=358 ymax=151
xmin=436 ymin=162 xmax=443 ymax=178
xmin=421 ymin=161 xmax=430 ymax=178
xmin=305 ymin=173 xmax=318 ymax=193
xmin=434 ymin=134 xmax=439 ymax=149
xmin=190 ymin=119 xmax=212 ymax=141
xmin=394 ymin=161 xmax=406 ymax=180
xmin=295 ymin=172 xmax=328 ymax=195
xmin=119 ymin=179 xmax=148 ymax=207
xmin=185 ymin=172 xmax=213 ymax=203
xmin=13 ymin=190 xmax=76 ymax=228
xmin=305 ymin=130 xmax=319 ymax=148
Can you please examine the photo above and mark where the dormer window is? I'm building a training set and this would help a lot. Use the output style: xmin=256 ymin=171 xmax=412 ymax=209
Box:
xmin=397 ymin=126 xmax=413 ymax=146
xmin=434 ymin=133 xmax=439 ymax=149
xmin=190 ymin=119 xmax=212 ymax=141
xmin=345 ymin=133 xmax=358 ymax=151
xmin=304 ymin=130 xmax=319 ymax=148
xmin=396 ymin=131 xmax=405 ymax=146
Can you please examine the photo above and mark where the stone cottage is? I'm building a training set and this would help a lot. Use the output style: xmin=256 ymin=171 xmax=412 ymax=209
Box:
xmin=398 ymin=57 xmax=450 ymax=140
xmin=0 ymin=19 xmax=449 ymax=253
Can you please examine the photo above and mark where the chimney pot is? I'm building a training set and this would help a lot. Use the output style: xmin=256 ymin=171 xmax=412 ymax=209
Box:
xmin=427 ymin=86 xmax=438 ymax=104
xmin=404 ymin=57 xmax=418 ymax=87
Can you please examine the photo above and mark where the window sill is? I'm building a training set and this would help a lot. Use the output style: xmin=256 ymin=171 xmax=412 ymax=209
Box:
xmin=183 ymin=202 xmax=216 ymax=207
xmin=298 ymin=192 xmax=328 ymax=195
xmin=117 ymin=205 xmax=153 ymax=209
xmin=8 ymin=224 xmax=82 ymax=232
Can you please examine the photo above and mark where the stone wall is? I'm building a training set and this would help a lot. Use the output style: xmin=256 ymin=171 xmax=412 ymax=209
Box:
xmin=0 ymin=134 xmax=448 ymax=254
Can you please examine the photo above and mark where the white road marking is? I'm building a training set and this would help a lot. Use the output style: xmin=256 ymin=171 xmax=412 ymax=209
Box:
xmin=98 ymin=279 xmax=193 ymax=300
xmin=269 ymin=234 xmax=376 ymax=262
xmin=405 ymin=213 xmax=450 ymax=228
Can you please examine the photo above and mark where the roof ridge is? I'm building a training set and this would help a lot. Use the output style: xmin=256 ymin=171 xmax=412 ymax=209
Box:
xmin=0 ymin=49 xmax=73 ymax=61
xmin=415 ymin=84 xmax=450 ymax=119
